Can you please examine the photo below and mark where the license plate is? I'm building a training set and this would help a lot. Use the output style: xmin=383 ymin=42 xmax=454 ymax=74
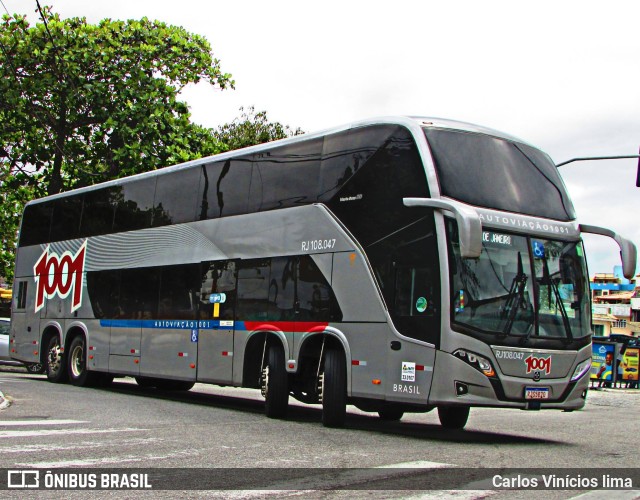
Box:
xmin=525 ymin=387 xmax=549 ymax=400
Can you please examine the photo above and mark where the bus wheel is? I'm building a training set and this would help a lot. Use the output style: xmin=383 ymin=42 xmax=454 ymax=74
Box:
xmin=68 ymin=336 xmax=99 ymax=387
xmin=378 ymin=406 xmax=404 ymax=421
xmin=45 ymin=335 xmax=68 ymax=383
xmin=321 ymin=348 xmax=347 ymax=428
xmin=437 ymin=406 xmax=470 ymax=430
xmin=263 ymin=344 xmax=289 ymax=418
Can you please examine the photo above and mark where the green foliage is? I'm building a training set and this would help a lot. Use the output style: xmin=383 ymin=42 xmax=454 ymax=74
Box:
xmin=0 ymin=6 xmax=233 ymax=281
xmin=215 ymin=106 xmax=304 ymax=151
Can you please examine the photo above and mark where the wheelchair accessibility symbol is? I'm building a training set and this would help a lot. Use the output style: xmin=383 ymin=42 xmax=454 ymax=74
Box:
xmin=191 ymin=330 xmax=198 ymax=342
xmin=532 ymin=240 xmax=545 ymax=259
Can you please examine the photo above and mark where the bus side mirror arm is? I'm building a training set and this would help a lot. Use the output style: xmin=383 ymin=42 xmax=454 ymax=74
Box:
xmin=403 ymin=198 xmax=483 ymax=258
xmin=579 ymin=224 xmax=638 ymax=280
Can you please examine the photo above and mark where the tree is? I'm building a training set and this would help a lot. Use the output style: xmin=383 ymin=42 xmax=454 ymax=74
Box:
xmin=0 ymin=6 xmax=233 ymax=280
xmin=215 ymin=106 xmax=304 ymax=151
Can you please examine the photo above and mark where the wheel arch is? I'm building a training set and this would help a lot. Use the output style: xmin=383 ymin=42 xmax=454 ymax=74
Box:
xmin=64 ymin=322 xmax=89 ymax=353
xmin=40 ymin=323 xmax=63 ymax=365
xmin=242 ymin=329 xmax=290 ymax=388
xmin=296 ymin=327 xmax=352 ymax=394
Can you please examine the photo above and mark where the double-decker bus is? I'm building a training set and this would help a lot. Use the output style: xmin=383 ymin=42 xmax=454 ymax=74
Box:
xmin=10 ymin=117 xmax=637 ymax=429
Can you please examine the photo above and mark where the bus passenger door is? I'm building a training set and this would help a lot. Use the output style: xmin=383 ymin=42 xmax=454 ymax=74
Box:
xmin=197 ymin=261 xmax=237 ymax=384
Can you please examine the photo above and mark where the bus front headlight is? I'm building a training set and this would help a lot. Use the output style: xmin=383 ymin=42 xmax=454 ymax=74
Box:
xmin=571 ymin=358 xmax=592 ymax=382
xmin=453 ymin=349 xmax=496 ymax=378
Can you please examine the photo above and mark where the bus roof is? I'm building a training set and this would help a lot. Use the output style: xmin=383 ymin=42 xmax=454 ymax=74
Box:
xmin=24 ymin=115 xmax=531 ymax=207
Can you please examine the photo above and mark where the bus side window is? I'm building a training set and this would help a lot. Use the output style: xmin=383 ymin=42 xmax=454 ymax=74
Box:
xmin=199 ymin=261 xmax=237 ymax=320
xmin=158 ymin=264 xmax=200 ymax=319
xmin=297 ymin=256 xmax=342 ymax=322
xmin=236 ymin=259 xmax=271 ymax=321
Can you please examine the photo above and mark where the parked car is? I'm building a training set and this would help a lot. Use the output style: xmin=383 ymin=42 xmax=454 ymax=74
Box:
xmin=0 ymin=317 xmax=45 ymax=373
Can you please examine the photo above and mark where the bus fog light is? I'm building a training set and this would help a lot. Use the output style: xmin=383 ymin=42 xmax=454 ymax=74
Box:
xmin=571 ymin=358 xmax=591 ymax=382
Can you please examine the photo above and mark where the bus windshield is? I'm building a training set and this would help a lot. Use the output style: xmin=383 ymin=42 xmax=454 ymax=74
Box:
xmin=424 ymin=127 xmax=576 ymax=221
xmin=448 ymin=221 xmax=591 ymax=339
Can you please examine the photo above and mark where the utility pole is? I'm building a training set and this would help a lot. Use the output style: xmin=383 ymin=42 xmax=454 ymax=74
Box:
xmin=556 ymin=149 xmax=640 ymax=187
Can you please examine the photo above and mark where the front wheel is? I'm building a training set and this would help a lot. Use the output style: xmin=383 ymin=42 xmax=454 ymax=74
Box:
xmin=68 ymin=336 xmax=99 ymax=387
xmin=321 ymin=348 xmax=347 ymax=428
xmin=45 ymin=335 xmax=68 ymax=383
xmin=437 ymin=406 xmax=470 ymax=430
xmin=263 ymin=344 xmax=289 ymax=418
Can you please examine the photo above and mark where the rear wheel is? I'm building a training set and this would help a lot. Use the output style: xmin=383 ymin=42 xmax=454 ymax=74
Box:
xmin=45 ymin=335 xmax=68 ymax=383
xmin=321 ymin=348 xmax=347 ymax=428
xmin=263 ymin=344 xmax=289 ymax=418
xmin=437 ymin=406 xmax=470 ymax=430
xmin=68 ymin=336 xmax=99 ymax=387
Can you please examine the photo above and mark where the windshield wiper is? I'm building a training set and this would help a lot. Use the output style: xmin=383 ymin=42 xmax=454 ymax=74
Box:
xmin=502 ymin=252 xmax=528 ymax=335
xmin=541 ymin=258 xmax=573 ymax=340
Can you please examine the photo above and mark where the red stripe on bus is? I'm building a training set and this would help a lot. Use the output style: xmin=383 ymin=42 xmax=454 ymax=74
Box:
xmin=242 ymin=321 xmax=328 ymax=333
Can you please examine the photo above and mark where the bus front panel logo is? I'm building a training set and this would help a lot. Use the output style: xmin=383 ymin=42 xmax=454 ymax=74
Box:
xmin=33 ymin=241 xmax=87 ymax=313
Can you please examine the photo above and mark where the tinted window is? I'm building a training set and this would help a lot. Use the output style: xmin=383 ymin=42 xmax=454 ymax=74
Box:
xmin=16 ymin=281 xmax=27 ymax=310
xmin=118 ymin=267 xmax=160 ymax=319
xmin=153 ymin=169 xmax=202 ymax=227
xmin=158 ymin=265 xmax=200 ymax=319
xmin=113 ymin=179 xmax=157 ymax=232
xmin=86 ymin=270 xmax=121 ymax=319
xmin=268 ymin=257 xmax=296 ymax=320
xmin=326 ymin=125 xmax=430 ymax=247
xmin=19 ymin=202 xmax=53 ymax=247
xmin=320 ymin=126 xmax=392 ymax=203
xmin=321 ymin=124 xmax=438 ymax=342
xmin=297 ymin=255 xmax=342 ymax=322
xmin=199 ymin=261 xmax=237 ymax=320
xmin=50 ymin=196 xmax=83 ymax=242
xmin=198 ymin=158 xmax=252 ymax=219
xmin=79 ymin=188 xmax=118 ymax=237
xmin=369 ymin=213 xmax=440 ymax=344
xmin=253 ymin=139 xmax=323 ymax=211
xmin=424 ymin=128 xmax=575 ymax=221
xmin=236 ymin=260 xmax=271 ymax=320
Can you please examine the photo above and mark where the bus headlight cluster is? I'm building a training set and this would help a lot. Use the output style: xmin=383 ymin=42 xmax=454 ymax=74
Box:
xmin=571 ymin=358 xmax=592 ymax=382
xmin=453 ymin=349 xmax=496 ymax=378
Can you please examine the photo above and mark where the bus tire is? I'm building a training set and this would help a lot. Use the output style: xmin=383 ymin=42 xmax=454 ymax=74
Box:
xmin=437 ymin=406 xmax=470 ymax=430
xmin=321 ymin=348 xmax=347 ymax=428
xmin=45 ymin=335 xmax=68 ymax=383
xmin=68 ymin=336 xmax=99 ymax=387
xmin=378 ymin=406 xmax=404 ymax=421
xmin=264 ymin=344 xmax=289 ymax=418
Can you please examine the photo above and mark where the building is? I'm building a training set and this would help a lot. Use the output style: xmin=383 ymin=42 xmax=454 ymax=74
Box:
xmin=591 ymin=266 xmax=639 ymax=337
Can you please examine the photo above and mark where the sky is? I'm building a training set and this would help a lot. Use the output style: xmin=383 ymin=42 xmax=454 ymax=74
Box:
xmin=4 ymin=0 xmax=640 ymax=278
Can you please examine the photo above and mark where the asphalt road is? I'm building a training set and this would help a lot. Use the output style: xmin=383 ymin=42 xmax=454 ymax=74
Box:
xmin=1 ymin=366 xmax=639 ymax=499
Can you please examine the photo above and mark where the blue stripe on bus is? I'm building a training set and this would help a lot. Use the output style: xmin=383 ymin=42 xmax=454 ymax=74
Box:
xmin=99 ymin=319 xmax=228 ymax=330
